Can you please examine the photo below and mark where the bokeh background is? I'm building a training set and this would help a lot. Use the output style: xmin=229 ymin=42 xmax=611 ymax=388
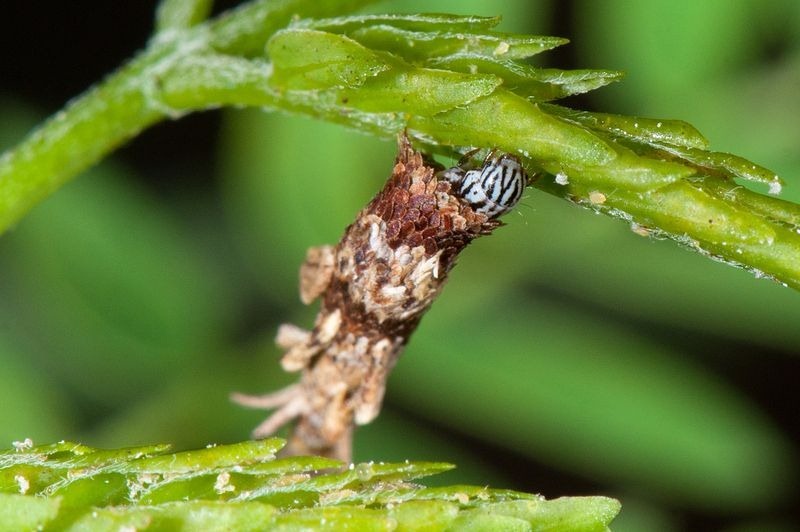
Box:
xmin=2 ymin=1 xmax=800 ymax=530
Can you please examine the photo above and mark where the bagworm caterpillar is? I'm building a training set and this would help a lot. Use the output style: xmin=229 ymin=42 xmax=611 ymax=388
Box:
xmin=233 ymin=134 xmax=528 ymax=461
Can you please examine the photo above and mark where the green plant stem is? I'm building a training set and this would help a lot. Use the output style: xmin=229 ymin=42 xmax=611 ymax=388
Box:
xmin=0 ymin=0 xmax=374 ymax=232
xmin=155 ymin=0 xmax=214 ymax=32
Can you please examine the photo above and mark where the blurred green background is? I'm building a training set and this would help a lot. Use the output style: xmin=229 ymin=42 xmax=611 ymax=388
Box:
xmin=1 ymin=0 xmax=799 ymax=530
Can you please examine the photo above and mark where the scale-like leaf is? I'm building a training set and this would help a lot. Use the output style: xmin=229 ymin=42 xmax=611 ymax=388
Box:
xmin=0 ymin=440 xmax=620 ymax=530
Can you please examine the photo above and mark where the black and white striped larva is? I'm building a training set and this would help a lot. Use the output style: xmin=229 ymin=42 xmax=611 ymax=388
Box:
xmin=443 ymin=149 xmax=528 ymax=218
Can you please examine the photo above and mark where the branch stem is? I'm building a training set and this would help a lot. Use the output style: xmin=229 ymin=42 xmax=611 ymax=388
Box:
xmin=0 ymin=0 xmax=375 ymax=232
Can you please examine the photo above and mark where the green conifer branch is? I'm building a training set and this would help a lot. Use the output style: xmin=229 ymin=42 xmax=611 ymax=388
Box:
xmin=1 ymin=2 xmax=797 ymax=288
xmin=0 ymin=439 xmax=620 ymax=531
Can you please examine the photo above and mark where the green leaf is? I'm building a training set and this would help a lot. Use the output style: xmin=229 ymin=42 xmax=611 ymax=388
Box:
xmin=454 ymin=497 xmax=622 ymax=532
xmin=346 ymin=25 xmax=567 ymax=61
xmin=0 ymin=440 xmax=621 ymax=530
xmin=207 ymin=0 xmax=379 ymax=57
xmin=0 ymin=493 xmax=61 ymax=531
xmin=412 ymin=89 xmax=694 ymax=190
xmin=450 ymin=512 xmax=531 ymax=531
xmin=269 ymin=29 xmax=392 ymax=89
xmin=64 ymin=507 xmax=152 ymax=532
xmin=155 ymin=0 xmax=213 ymax=32
xmin=299 ymin=13 xmax=503 ymax=33
xmin=431 ymin=55 xmax=623 ymax=101
xmin=334 ymin=66 xmax=501 ymax=114
xmin=66 ymin=501 xmax=277 ymax=532
xmin=268 ymin=30 xmax=502 ymax=113
xmin=655 ymin=143 xmax=782 ymax=192
xmin=0 ymin=441 xmax=170 ymax=470
xmin=539 ymin=104 xmax=710 ymax=150
xmin=388 ymin=500 xmax=460 ymax=530
xmin=124 ymin=439 xmax=284 ymax=475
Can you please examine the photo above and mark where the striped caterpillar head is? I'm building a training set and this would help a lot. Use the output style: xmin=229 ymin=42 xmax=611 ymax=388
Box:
xmin=442 ymin=149 xmax=528 ymax=219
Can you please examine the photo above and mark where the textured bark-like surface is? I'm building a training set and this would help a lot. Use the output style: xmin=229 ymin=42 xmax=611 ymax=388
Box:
xmin=233 ymin=134 xmax=504 ymax=462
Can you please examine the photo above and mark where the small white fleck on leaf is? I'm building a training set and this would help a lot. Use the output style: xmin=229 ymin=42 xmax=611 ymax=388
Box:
xmin=493 ymin=41 xmax=510 ymax=56
xmin=12 ymin=438 xmax=33 ymax=451
xmin=15 ymin=475 xmax=29 ymax=495
xmin=214 ymin=471 xmax=236 ymax=493
xmin=589 ymin=191 xmax=606 ymax=204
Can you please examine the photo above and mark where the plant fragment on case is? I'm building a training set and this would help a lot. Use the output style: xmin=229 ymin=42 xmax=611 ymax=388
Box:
xmin=233 ymin=133 xmax=528 ymax=462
